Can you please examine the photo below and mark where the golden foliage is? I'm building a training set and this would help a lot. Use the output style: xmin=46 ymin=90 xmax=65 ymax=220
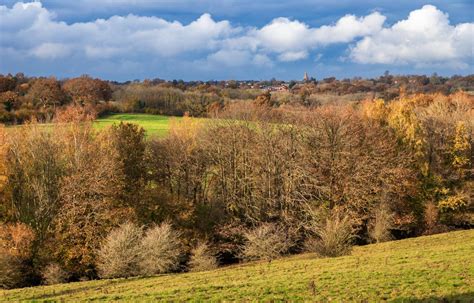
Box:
xmin=438 ymin=193 xmax=469 ymax=212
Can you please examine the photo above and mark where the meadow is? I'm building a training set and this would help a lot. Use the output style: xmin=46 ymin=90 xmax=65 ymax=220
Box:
xmin=6 ymin=113 xmax=184 ymax=137
xmin=2 ymin=230 xmax=473 ymax=302
xmin=94 ymin=114 xmax=180 ymax=137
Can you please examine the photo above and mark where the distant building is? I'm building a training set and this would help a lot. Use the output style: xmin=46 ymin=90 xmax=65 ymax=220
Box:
xmin=304 ymin=72 xmax=309 ymax=82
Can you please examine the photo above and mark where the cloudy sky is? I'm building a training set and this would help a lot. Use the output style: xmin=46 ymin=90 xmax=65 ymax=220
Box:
xmin=0 ymin=1 xmax=473 ymax=81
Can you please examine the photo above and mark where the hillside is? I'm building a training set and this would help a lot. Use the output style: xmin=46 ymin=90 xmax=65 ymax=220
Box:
xmin=2 ymin=230 xmax=473 ymax=302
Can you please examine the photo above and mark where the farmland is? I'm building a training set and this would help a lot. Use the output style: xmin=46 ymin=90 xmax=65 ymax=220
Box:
xmin=2 ymin=230 xmax=473 ymax=302
xmin=94 ymin=114 xmax=180 ymax=137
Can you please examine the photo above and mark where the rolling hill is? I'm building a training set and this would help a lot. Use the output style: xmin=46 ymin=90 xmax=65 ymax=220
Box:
xmin=1 ymin=230 xmax=473 ymax=302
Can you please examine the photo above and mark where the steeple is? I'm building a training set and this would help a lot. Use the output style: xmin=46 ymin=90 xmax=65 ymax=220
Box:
xmin=303 ymin=72 xmax=309 ymax=82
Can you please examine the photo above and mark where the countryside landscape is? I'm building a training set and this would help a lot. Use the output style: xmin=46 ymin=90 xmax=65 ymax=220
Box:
xmin=0 ymin=1 xmax=473 ymax=302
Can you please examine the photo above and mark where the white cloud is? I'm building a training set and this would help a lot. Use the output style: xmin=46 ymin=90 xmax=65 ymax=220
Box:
xmin=312 ymin=12 xmax=385 ymax=44
xmin=350 ymin=5 xmax=474 ymax=67
xmin=207 ymin=49 xmax=252 ymax=67
xmin=247 ymin=12 xmax=385 ymax=61
xmin=31 ymin=42 xmax=71 ymax=59
xmin=255 ymin=18 xmax=312 ymax=53
xmin=278 ymin=51 xmax=308 ymax=62
xmin=253 ymin=54 xmax=273 ymax=66
xmin=0 ymin=2 xmax=472 ymax=71
xmin=0 ymin=2 xmax=235 ymax=59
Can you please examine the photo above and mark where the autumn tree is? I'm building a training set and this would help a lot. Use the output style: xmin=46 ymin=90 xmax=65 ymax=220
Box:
xmin=49 ymin=107 xmax=130 ymax=278
xmin=0 ymin=75 xmax=16 ymax=93
xmin=63 ymin=76 xmax=112 ymax=105
xmin=109 ymin=122 xmax=146 ymax=209
xmin=0 ymin=126 xmax=10 ymax=222
xmin=25 ymin=78 xmax=67 ymax=110
xmin=6 ymin=124 xmax=65 ymax=242
xmin=0 ymin=91 xmax=19 ymax=112
xmin=303 ymin=105 xmax=418 ymax=233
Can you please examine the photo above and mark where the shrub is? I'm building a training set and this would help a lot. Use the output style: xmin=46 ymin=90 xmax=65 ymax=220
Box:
xmin=96 ymin=223 xmax=143 ymax=279
xmin=423 ymin=202 xmax=448 ymax=235
xmin=368 ymin=205 xmax=394 ymax=243
xmin=189 ymin=242 xmax=218 ymax=272
xmin=139 ymin=223 xmax=182 ymax=276
xmin=42 ymin=263 xmax=68 ymax=285
xmin=241 ymin=223 xmax=291 ymax=261
xmin=0 ymin=223 xmax=35 ymax=289
xmin=306 ymin=212 xmax=355 ymax=257
xmin=0 ymin=253 xmax=25 ymax=289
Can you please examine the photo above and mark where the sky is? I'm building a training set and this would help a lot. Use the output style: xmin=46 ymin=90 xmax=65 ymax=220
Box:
xmin=0 ymin=0 xmax=473 ymax=81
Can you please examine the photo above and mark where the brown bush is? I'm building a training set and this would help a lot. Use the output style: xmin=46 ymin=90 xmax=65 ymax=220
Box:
xmin=0 ymin=223 xmax=35 ymax=289
xmin=96 ymin=223 xmax=143 ymax=279
xmin=423 ymin=202 xmax=448 ymax=235
xmin=306 ymin=212 xmax=355 ymax=257
xmin=241 ymin=223 xmax=291 ymax=261
xmin=139 ymin=223 xmax=182 ymax=276
xmin=42 ymin=263 xmax=68 ymax=285
xmin=368 ymin=205 xmax=394 ymax=243
xmin=189 ymin=242 xmax=218 ymax=272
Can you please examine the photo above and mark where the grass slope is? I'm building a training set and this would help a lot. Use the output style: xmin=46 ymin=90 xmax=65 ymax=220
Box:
xmin=94 ymin=114 xmax=180 ymax=137
xmin=2 ymin=230 xmax=473 ymax=302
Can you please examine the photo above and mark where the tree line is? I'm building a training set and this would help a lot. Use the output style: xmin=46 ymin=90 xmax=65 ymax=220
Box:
xmin=1 ymin=73 xmax=473 ymax=124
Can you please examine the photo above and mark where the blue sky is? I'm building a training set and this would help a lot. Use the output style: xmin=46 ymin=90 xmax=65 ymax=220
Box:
xmin=0 ymin=0 xmax=473 ymax=81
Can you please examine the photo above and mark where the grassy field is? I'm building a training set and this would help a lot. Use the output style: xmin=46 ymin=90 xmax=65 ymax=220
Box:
xmin=94 ymin=114 xmax=181 ymax=137
xmin=2 ymin=230 xmax=473 ymax=302
xmin=5 ymin=114 xmax=183 ymax=138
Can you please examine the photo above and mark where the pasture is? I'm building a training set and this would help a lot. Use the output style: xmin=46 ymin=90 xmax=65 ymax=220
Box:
xmin=2 ymin=230 xmax=473 ymax=302
xmin=94 ymin=114 xmax=180 ymax=137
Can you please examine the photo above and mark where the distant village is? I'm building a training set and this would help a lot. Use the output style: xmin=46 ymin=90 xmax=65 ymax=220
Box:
xmin=109 ymin=72 xmax=472 ymax=97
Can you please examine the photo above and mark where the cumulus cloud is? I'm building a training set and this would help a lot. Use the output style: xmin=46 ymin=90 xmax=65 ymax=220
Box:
xmin=350 ymin=5 xmax=474 ymax=67
xmin=0 ymin=1 xmax=472 ymax=75
xmin=0 ymin=3 xmax=235 ymax=59
xmin=312 ymin=13 xmax=385 ymax=44
xmin=246 ymin=13 xmax=385 ymax=60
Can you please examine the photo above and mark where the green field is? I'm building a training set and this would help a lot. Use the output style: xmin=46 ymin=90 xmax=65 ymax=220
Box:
xmin=94 ymin=114 xmax=181 ymax=137
xmin=5 ymin=114 xmax=182 ymax=138
xmin=2 ymin=230 xmax=473 ymax=302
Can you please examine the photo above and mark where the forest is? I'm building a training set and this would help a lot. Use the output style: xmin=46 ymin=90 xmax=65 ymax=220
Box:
xmin=0 ymin=73 xmax=473 ymax=289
